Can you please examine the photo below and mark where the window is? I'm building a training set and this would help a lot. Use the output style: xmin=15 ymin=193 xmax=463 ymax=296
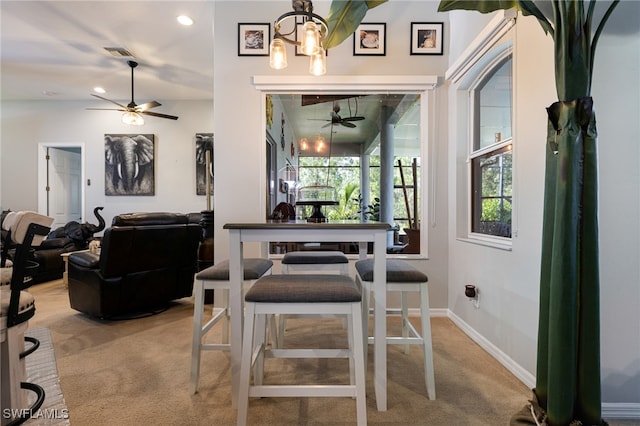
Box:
xmin=265 ymin=92 xmax=424 ymax=254
xmin=470 ymin=56 xmax=513 ymax=238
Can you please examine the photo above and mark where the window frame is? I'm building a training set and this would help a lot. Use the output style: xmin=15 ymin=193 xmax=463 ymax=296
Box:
xmin=468 ymin=52 xmax=513 ymax=241
xmin=253 ymin=75 xmax=437 ymax=258
xmin=445 ymin=10 xmax=516 ymax=250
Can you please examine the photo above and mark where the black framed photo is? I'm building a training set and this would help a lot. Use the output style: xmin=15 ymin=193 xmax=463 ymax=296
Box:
xmin=411 ymin=22 xmax=444 ymax=55
xmin=104 ymin=134 xmax=155 ymax=196
xmin=238 ymin=23 xmax=270 ymax=56
xmin=353 ymin=23 xmax=386 ymax=56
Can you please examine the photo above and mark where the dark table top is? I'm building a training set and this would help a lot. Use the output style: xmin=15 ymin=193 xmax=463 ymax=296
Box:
xmin=223 ymin=220 xmax=390 ymax=230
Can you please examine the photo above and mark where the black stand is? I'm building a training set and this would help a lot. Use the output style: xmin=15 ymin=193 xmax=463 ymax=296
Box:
xmin=296 ymin=201 xmax=339 ymax=223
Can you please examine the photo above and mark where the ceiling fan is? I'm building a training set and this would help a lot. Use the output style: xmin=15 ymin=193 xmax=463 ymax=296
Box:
xmin=87 ymin=60 xmax=178 ymax=124
xmin=310 ymin=101 xmax=365 ymax=128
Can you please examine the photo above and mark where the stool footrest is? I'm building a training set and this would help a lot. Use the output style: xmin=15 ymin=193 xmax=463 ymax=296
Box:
xmin=201 ymin=343 xmax=230 ymax=351
xmin=249 ymin=385 xmax=357 ymax=398
xmin=266 ymin=348 xmax=350 ymax=359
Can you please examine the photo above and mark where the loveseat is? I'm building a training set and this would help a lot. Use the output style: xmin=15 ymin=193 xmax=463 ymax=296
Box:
xmin=67 ymin=212 xmax=203 ymax=319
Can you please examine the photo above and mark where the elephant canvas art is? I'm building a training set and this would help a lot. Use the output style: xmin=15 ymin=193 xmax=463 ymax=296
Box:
xmin=105 ymin=134 xmax=155 ymax=196
xmin=195 ymin=133 xmax=213 ymax=196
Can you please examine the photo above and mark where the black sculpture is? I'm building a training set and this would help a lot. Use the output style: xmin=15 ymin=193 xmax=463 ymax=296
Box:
xmin=48 ymin=207 xmax=106 ymax=248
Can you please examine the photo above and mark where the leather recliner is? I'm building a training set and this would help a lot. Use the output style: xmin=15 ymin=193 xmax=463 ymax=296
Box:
xmin=67 ymin=212 xmax=203 ymax=319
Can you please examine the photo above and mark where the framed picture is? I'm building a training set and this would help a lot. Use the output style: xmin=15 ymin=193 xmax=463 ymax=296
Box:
xmin=238 ymin=23 xmax=270 ymax=56
xmin=353 ymin=23 xmax=386 ymax=56
xmin=410 ymin=22 xmax=444 ymax=55
xmin=195 ymin=133 xmax=214 ymax=196
xmin=104 ymin=134 xmax=155 ymax=196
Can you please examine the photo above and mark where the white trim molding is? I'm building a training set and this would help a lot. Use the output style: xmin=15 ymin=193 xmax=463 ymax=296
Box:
xmin=253 ymin=75 xmax=439 ymax=93
xmin=445 ymin=9 xmax=517 ymax=84
xmin=447 ymin=309 xmax=536 ymax=389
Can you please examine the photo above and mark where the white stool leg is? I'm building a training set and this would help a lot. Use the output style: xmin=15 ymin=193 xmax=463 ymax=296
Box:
xmin=237 ymin=301 xmax=256 ymax=426
xmin=401 ymin=291 xmax=410 ymax=354
xmin=190 ymin=279 xmax=205 ymax=394
xmin=350 ymin=302 xmax=367 ymax=426
xmin=359 ymin=277 xmax=372 ymax=368
xmin=219 ymin=288 xmax=230 ymax=344
xmin=420 ymin=283 xmax=436 ymax=400
xmin=253 ymin=312 xmax=267 ymax=387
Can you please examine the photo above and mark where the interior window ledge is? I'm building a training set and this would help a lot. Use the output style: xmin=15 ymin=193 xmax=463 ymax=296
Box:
xmin=456 ymin=236 xmax=512 ymax=251
xmin=268 ymin=253 xmax=429 ymax=260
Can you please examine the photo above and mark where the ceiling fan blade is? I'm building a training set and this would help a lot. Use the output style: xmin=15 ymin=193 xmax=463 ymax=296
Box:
xmin=340 ymin=121 xmax=357 ymax=128
xmin=136 ymin=101 xmax=162 ymax=111
xmin=85 ymin=107 xmax=127 ymax=111
xmin=343 ymin=116 xmax=365 ymax=121
xmin=91 ymin=94 xmax=129 ymax=110
xmin=141 ymin=110 xmax=179 ymax=120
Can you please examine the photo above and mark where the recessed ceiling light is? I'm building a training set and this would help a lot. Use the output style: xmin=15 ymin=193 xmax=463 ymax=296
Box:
xmin=42 ymin=90 xmax=59 ymax=96
xmin=94 ymin=87 xmax=106 ymax=94
xmin=177 ymin=15 xmax=193 ymax=26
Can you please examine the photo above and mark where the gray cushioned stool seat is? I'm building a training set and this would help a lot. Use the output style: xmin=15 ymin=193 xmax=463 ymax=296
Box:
xmin=246 ymin=274 xmax=360 ymax=303
xmin=195 ymin=258 xmax=273 ymax=281
xmin=355 ymin=258 xmax=428 ymax=282
xmin=282 ymin=250 xmax=348 ymax=265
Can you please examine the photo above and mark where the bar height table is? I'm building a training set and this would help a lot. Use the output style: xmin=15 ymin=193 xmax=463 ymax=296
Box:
xmin=223 ymin=221 xmax=390 ymax=411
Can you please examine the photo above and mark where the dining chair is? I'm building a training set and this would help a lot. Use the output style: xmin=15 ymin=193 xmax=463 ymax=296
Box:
xmin=190 ymin=258 xmax=273 ymax=395
xmin=355 ymin=258 xmax=436 ymax=400
xmin=237 ymin=273 xmax=367 ymax=426
xmin=279 ymin=250 xmax=349 ymax=346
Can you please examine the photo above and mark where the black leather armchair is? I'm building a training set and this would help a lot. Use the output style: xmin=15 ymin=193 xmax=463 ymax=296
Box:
xmin=67 ymin=212 xmax=203 ymax=319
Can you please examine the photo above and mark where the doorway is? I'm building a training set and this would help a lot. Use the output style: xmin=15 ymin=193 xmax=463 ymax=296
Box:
xmin=37 ymin=143 xmax=85 ymax=229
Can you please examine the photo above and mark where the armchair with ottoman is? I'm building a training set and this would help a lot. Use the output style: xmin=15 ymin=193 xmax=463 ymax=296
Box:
xmin=67 ymin=212 xmax=203 ymax=319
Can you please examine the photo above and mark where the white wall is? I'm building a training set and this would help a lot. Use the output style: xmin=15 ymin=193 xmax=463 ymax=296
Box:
xmin=213 ymin=1 xmax=451 ymax=309
xmin=591 ymin=1 xmax=640 ymax=405
xmin=445 ymin=4 xmax=640 ymax=411
xmin=1 ymin=99 xmax=213 ymax=227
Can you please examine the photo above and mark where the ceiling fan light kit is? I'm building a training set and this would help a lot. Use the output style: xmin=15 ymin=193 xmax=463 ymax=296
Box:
xmin=87 ymin=60 xmax=179 ymax=125
xmin=270 ymin=0 xmax=327 ymax=76
xmin=121 ymin=111 xmax=144 ymax=126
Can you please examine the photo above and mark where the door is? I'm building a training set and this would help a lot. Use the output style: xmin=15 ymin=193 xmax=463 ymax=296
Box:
xmin=39 ymin=145 xmax=83 ymax=229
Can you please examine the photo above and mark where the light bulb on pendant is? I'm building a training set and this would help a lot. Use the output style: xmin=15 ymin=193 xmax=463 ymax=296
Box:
xmin=309 ymin=47 xmax=326 ymax=76
xmin=300 ymin=21 xmax=320 ymax=55
xmin=315 ymin=135 xmax=326 ymax=153
xmin=122 ymin=111 xmax=144 ymax=126
xmin=269 ymin=38 xmax=288 ymax=69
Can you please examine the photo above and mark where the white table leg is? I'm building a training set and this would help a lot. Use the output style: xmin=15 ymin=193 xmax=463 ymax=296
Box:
xmin=228 ymin=229 xmax=243 ymax=409
xmin=373 ymin=230 xmax=387 ymax=411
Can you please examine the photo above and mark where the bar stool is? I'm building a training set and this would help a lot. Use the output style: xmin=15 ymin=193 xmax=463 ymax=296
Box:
xmin=279 ymin=250 xmax=349 ymax=345
xmin=190 ymin=258 xmax=273 ymax=395
xmin=281 ymin=250 xmax=349 ymax=275
xmin=1 ymin=211 xmax=52 ymax=425
xmin=237 ymin=274 xmax=367 ymax=426
xmin=355 ymin=258 xmax=436 ymax=400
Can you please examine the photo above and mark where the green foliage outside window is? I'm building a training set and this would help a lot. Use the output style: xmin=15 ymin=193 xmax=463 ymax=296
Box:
xmin=298 ymin=155 xmax=419 ymax=230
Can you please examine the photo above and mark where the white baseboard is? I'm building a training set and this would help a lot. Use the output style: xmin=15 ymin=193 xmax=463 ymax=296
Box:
xmin=445 ymin=309 xmax=536 ymax=388
xmin=602 ymin=403 xmax=640 ymax=420
xmin=427 ymin=309 xmax=640 ymax=421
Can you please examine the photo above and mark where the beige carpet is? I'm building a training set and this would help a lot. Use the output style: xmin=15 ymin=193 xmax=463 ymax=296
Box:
xmin=28 ymin=279 xmax=534 ymax=425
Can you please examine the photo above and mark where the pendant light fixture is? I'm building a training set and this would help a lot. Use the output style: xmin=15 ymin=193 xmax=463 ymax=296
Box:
xmin=270 ymin=0 xmax=328 ymax=76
